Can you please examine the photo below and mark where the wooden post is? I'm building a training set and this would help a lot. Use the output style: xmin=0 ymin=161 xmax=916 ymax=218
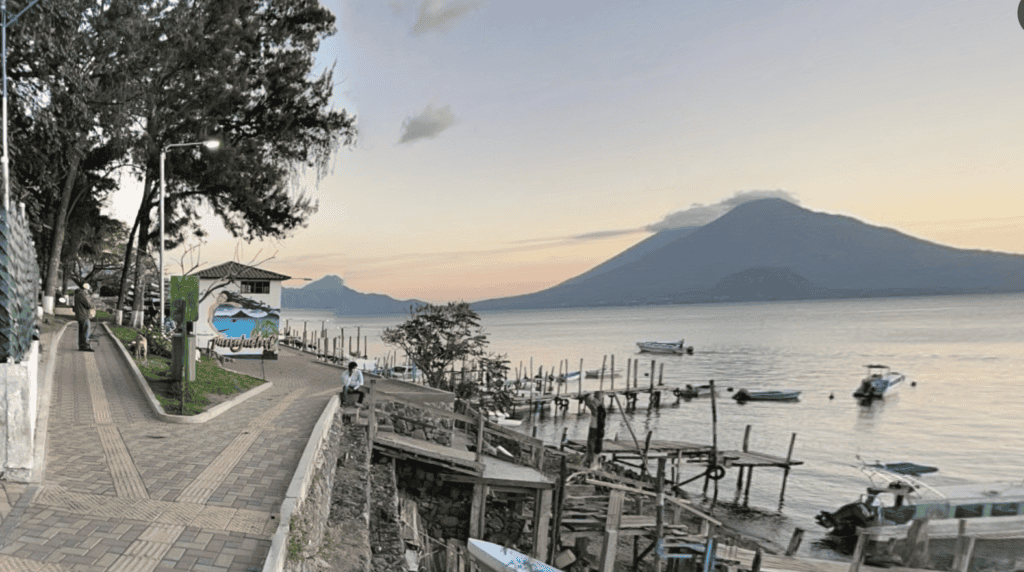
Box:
xmin=364 ymin=335 xmax=368 ymax=358
xmin=785 ymin=528 xmax=804 ymax=556
xmin=532 ymin=488 xmax=553 ymax=561
xmin=952 ymin=519 xmax=976 ymax=572
xmin=654 ymin=457 xmax=666 ymax=572
xmin=599 ymin=490 xmax=625 ymax=572
xmin=356 ymin=326 xmax=361 ymax=356
xmin=474 ymin=414 xmax=485 ymax=463
xmin=742 ymin=425 xmax=752 ymax=452
xmin=633 ymin=359 xmax=639 ymax=390
xmin=610 ymin=355 xmax=615 ymax=392
xmin=743 ymin=467 xmax=753 ymax=506
xmin=658 ymin=363 xmax=664 ymax=386
xmin=709 ymin=380 xmax=719 ymax=508
xmin=848 ymin=529 xmax=868 ymax=572
xmin=550 ymin=456 xmax=568 ymax=564
xmin=560 ymin=427 xmax=568 ymax=452
xmin=367 ymin=379 xmax=377 ymax=465
xmin=578 ymin=358 xmax=584 ymax=413
xmin=469 ymin=483 xmax=487 ymax=539
xmin=649 ymin=359 xmax=655 ymax=391
xmin=904 ymin=518 xmax=930 ymax=568
xmin=779 ymin=432 xmax=797 ymax=507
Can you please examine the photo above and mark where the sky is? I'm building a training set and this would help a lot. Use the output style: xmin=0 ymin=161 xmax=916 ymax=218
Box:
xmin=108 ymin=0 xmax=1024 ymax=303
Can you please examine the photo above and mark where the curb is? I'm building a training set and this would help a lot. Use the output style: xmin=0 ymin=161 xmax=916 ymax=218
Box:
xmin=29 ymin=320 xmax=72 ymax=483
xmin=262 ymin=393 xmax=340 ymax=572
xmin=101 ymin=323 xmax=273 ymax=424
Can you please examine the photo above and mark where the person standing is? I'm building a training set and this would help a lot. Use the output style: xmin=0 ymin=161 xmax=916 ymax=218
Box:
xmin=74 ymin=284 xmax=95 ymax=352
xmin=342 ymin=361 xmax=365 ymax=405
xmin=583 ymin=391 xmax=606 ymax=468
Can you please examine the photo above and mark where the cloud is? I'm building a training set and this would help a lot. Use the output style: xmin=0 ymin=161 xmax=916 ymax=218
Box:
xmin=398 ymin=104 xmax=457 ymax=144
xmin=646 ymin=189 xmax=800 ymax=232
xmin=412 ymin=0 xmax=483 ymax=36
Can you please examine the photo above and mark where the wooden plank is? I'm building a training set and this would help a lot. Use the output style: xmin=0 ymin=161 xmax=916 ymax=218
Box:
xmin=533 ymin=488 xmax=553 ymax=560
xmin=598 ymin=490 xmax=624 ymax=572
xmin=584 ymin=478 xmax=722 ymax=526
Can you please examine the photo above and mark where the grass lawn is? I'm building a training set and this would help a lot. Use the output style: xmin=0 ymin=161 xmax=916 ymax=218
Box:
xmin=109 ymin=324 xmax=267 ymax=415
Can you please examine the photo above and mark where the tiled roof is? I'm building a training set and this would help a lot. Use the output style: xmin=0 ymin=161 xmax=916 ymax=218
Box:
xmin=194 ymin=261 xmax=291 ymax=281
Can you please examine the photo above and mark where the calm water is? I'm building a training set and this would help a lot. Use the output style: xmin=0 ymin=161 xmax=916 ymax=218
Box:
xmin=284 ymin=293 xmax=1024 ymax=560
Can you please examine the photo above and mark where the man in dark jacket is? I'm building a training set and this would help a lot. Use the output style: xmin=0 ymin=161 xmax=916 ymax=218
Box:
xmin=74 ymin=284 xmax=95 ymax=352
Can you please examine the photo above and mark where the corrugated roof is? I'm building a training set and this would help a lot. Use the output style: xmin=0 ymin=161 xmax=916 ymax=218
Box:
xmin=194 ymin=261 xmax=291 ymax=281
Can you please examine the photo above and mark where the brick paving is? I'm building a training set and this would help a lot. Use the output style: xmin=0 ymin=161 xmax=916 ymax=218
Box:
xmin=0 ymin=324 xmax=349 ymax=571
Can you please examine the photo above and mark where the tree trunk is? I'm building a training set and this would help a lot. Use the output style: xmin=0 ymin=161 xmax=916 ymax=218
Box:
xmin=115 ymin=210 xmax=143 ymax=325
xmin=130 ymin=202 xmax=153 ymax=328
xmin=41 ymin=146 xmax=83 ymax=314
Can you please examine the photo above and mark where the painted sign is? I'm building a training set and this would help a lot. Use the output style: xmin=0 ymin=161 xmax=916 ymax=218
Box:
xmin=206 ymin=290 xmax=280 ymax=359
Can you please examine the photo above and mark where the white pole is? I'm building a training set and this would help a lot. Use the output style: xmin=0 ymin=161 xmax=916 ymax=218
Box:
xmin=159 ymin=148 xmax=166 ymax=329
xmin=2 ymin=0 xmax=8 ymax=214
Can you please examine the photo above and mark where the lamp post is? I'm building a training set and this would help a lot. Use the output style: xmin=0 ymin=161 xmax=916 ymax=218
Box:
xmin=158 ymin=139 xmax=220 ymax=329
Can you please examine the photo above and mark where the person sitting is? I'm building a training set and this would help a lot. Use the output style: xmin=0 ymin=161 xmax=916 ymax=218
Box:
xmin=342 ymin=361 xmax=365 ymax=406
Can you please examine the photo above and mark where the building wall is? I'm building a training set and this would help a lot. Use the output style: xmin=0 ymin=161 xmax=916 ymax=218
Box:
xmin=197 ymin=278 xmax=283 ymax=359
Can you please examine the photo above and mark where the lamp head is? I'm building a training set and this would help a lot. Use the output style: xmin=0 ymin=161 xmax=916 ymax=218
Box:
xmin=203 ymin=140 xmax=221 ymax=150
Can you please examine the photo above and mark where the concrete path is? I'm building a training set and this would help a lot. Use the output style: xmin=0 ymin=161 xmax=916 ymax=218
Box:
xmin=0 ymin=323 xmax=346 ymax=571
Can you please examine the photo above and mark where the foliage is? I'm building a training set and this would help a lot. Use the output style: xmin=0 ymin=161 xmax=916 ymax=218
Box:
xmin=110 ymin=324 xmax=265 ymax=415
xmin=382 ymin=302 xmax=489 ymax=390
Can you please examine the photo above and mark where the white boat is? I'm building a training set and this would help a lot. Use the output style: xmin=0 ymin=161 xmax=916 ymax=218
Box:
xmin=386 ymin=364 xmax=421 ymax=382
xmin=636 ymin=339 xmax=694 ymax=355
xmin=467 ymin=539 xmax=564 ymax=572
xmin=853 ymin=364 xmax=905 ymax=399
xmin=815 ymin=463 xmax=1024 ymax=539
xmin=732 ymin=389 xmax=801 ymax=402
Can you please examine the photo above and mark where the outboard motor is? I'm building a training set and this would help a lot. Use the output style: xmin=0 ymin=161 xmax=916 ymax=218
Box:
xmin=815 ymin=501 xmax=874 ymax=538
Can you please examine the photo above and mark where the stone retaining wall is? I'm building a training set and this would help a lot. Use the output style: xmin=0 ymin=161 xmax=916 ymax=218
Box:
xmin=283 ymin=410 xmax=371 ymax=572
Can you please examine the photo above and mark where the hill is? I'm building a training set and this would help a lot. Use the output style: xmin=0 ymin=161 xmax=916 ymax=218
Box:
xmin=473 ymin=199 xmax=1024 ymax=310
xmin=282 ymin=275 xmax=423 ymax=316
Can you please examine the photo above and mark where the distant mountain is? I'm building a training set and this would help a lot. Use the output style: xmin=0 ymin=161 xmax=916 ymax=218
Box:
xmin=473 ymin=199 xmax=1024 ymax=310
xmin=282 ymin=275 xmax=423 ymax=316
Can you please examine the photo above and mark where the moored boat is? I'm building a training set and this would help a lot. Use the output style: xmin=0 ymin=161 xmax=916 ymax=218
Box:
xmin=815 ymin=463 xmax=1024 ymax=539
xmin=732 ymin=389 xmax=800 ymax=402
xmin=636 ymin=339 xmax=694 ymax=355
xmin=467 ymin=538 xmax=564 ymax=572
xmin=853 ymin=364 xmax=905 ymax=400
xmin=673 ymin=384 xmax=717 ymax=399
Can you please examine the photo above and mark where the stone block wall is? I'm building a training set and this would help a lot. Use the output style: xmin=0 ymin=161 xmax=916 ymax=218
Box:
xmin=394 ymin=459 xmax=473 ymax=541
xmin=376 ymin=402 xmax=453 ymax=447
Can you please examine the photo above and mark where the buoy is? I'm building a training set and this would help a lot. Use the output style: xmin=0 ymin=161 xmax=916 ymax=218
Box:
xmin=829 ymin=392 xmax=834 ymax=400
xmin=911 ymin=381 xmax=917 ymax=387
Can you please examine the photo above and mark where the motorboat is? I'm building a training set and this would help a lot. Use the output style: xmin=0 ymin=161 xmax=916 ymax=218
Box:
xmin=673 ymin=384 xmax=717 ymax=399
xmin=386 ymin=364 xmax=420 ymax=382
xmin=853 ymin=364 xmax=905 ymax=399
xmin=732 ymin=389 xmax=800 ymax=402
xmin=815 ymin=462 xmax=1024 ymax=539
xmin=467 ymin=539 xmax=564 ymax=572
xmin=636 ymin=339 xmax=694 ymax=355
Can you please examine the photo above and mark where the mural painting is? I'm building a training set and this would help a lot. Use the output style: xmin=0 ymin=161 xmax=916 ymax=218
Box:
xmin=206 ymin=291 xmax=280 ymax=359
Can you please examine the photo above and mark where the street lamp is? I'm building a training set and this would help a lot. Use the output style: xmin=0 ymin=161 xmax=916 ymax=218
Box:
xmin=158 ymin=139 xmax=220 ymax=329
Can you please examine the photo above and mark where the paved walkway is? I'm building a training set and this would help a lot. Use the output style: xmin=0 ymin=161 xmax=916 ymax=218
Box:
xmin=0 ymin=323 xmax=348 ymax=572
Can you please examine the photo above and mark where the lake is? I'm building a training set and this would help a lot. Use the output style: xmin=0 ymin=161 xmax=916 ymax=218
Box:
xmin=283 ymin=293 xmax=1024 ymax=563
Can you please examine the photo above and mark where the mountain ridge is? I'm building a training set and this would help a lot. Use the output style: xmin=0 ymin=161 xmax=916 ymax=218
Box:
xmin=472 ymin=198 xmax=1024 ymax=310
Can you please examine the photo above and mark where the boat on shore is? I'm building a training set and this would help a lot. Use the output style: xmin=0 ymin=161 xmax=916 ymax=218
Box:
xmin=815 ymin=463 xmax=1024 ymax=539
xmin=636 ymin=339 xmax=694 ymax=355
xmin=467 ymin=539 xmax=564 ymax=572
xmin=732 ymin=389 xmax=800 ymax=402
xmin=853 ymin=364 xmax=905 ymax=400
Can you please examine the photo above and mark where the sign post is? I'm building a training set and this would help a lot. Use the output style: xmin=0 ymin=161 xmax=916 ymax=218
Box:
xmin=170 ymin=276 xmax=199 ymax=412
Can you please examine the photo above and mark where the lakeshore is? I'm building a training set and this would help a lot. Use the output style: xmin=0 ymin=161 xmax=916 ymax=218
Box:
xmin=281 ymin=293 xmax=1024 ymax=568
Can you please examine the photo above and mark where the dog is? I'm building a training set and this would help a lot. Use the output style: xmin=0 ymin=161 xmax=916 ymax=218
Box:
xmin=131 ymin=336 xmax=148 ymax=362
